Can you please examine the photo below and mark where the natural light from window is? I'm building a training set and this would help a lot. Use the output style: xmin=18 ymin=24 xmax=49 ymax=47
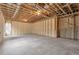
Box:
xmin=5 ymin=22 xmax=11 ymax=36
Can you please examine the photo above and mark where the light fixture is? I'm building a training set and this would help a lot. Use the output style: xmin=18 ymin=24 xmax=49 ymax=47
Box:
xmin=36 ymin=10 xmax=41 ymax=15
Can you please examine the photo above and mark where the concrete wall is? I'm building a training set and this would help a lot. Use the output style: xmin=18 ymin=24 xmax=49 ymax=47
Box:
xmin=11 ymin=21 xmax=32 ymax=36
xmin=0 ymin=10 xmax=5 ymax=42
xmin=31 ymin=16 xmax=57 ymax=37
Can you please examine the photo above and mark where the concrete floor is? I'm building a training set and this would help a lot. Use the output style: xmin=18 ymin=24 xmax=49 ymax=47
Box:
xmin=0 ymin=34 xmax=79 ymax=55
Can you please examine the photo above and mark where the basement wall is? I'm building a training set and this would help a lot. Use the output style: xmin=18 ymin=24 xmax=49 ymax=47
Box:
xmin=0 ymin=10 xmax=5 ymax=42
xmin=31 ymin=16 xmax=57 ymax=37
xmin=59 ymin=16 xmax=74 ymax=39
xmin=10 ymin=16 xmax=57 ymax=38
xmin=11 ymin=21 xmax=32 ymax=36
xmin=9 ymin=15 xmax=79 ymax=40
xmin=75 ymin=15 xmax=79 ymax=39
xmin=59 ymin=15 xmax=79 ymax=40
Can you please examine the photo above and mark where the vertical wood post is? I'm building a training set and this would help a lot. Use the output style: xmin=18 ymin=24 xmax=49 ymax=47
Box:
xmin=73 ymin=15 xmax=77 ymax=40
xmin=57 ymin=17 xmax=60 ymax=38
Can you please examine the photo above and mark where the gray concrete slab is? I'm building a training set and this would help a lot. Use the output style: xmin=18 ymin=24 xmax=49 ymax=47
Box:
xmin=0 ymin=34 xmax=79 ymax=55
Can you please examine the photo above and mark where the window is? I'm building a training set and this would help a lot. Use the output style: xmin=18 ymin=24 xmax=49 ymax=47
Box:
xmin=5 ymin=22 xmax=11 ymax=36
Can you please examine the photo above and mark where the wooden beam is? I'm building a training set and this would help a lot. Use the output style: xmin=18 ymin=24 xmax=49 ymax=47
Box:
xmin=12 ymin=4 xmax=21 ymax=18
xmin=49 ymin=4 xmax=60 ymax=15
xmin=31 ymin=4 xmax=51 ymax=18
xmin=49 ymin=3 xmax=64 ymax=16
xmin=44 ymin=4 xmax=57 ymax=15
xmin=73 ymin=15 xmax=77 ymax=40
xmin=62 ymin=4 xmax=68 ymax=8
xmin=77 ymin=4 xmax=79 ymax=10
xmin=59 ymin=11 xmax=79 ymax=18
xmin=56 ymin=16 xmax=60 ymax=37
xmin=51 ymin=4 xmax=66 ymax=16
xmin=55 ymin=3 xmax=67 ymax=15
xmin=67 ymin=3 xmax=74 ymax=15
xmin=0 ymin=4 xmax=17 ymax=9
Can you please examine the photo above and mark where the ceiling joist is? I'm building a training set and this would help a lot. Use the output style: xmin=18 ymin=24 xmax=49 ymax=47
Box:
xmin=55 ymin=4 xmax=67 ymax=15
xmin=0 ymin=3 xmax=79 ymax=23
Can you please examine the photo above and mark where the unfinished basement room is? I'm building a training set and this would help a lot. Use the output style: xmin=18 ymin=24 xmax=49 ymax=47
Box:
xmin=0 ymin=3 xmax=79 ymax=55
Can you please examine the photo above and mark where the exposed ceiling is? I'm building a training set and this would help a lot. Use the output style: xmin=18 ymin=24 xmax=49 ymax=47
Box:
xmin=0 ymin=3 xmax=79 ymax=23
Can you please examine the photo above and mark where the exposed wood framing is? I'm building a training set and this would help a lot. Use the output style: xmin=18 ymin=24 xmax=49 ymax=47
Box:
xmin=62 ymin=4 xmax=68 ymax=8
xmin=73 ymin=15 xmax=77 ymax=40
xmin=59 ymin=11 xmax=79 ymax=18
xmin=49 ymin=4 xmax=61 ymax=15
xmin=12 ymin=4 xmax=21 ymax=18
xmin=55 ymin=4 xmax=67 ymax=15
xmin=0 ymin=3 xmax=79 ymax=23
xmin=67 ymin=3 xmax=74 ymax=15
